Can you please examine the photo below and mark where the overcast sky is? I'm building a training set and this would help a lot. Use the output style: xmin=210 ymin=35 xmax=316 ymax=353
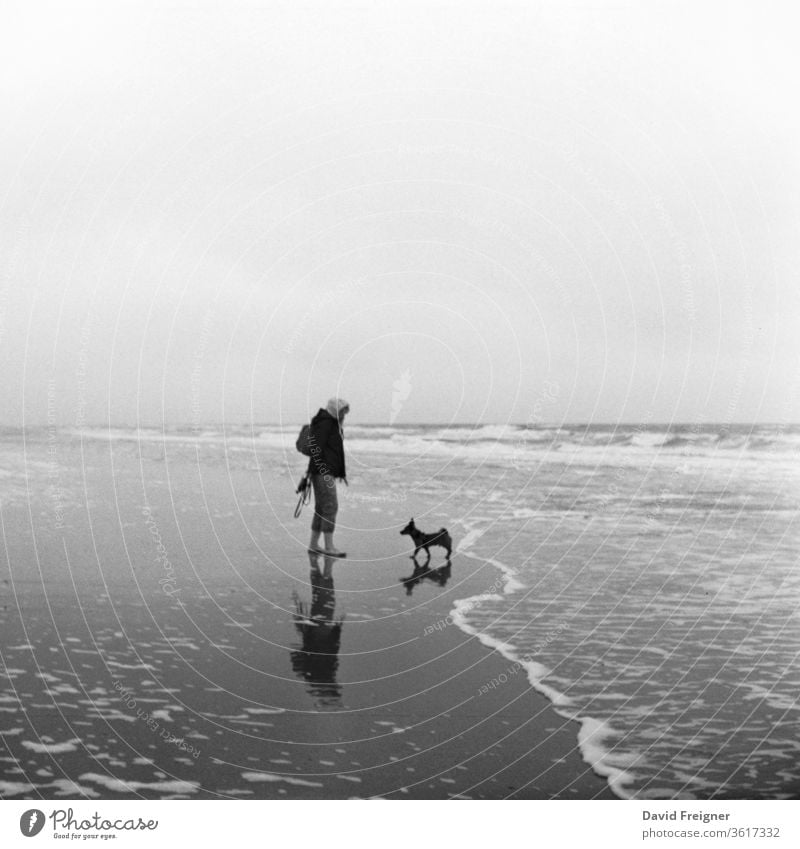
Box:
xmin=2 ymin=0 xmax=798 ymax=426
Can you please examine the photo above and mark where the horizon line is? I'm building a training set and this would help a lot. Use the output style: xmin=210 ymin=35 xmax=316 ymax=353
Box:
xmin=6 ymin=421 xmax=798 ymax=429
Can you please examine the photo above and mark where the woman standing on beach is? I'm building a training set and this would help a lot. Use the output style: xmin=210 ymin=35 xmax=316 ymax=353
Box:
xmin=308 ymin=397 xmax=349 ymax=557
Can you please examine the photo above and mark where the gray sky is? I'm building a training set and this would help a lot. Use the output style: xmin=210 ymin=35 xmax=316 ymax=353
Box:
xmin=2 ymin=0 xmax=798 ymax=426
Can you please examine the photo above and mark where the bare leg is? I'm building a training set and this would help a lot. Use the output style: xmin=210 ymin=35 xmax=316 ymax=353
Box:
xmin=324 ymin=532 xmax=346 ymax=557
xmin=309 ymin=531 xmax=321 ymax=552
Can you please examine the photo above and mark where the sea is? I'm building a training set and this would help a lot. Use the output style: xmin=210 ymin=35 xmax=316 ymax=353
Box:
xmin=3 ymin=422 xmax=799 ymax=799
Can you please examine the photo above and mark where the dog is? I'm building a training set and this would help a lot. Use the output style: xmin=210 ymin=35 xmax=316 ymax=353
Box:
xmin=400 ymin=518 xmax=452 ymax=562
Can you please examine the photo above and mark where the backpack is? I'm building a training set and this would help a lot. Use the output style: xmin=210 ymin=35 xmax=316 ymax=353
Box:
xmin=296 ymin=423 xmax=313 ymax=456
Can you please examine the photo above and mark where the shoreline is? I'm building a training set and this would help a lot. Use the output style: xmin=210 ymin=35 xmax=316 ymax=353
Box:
xmin=452 ymin=543 xmax=631 ymax=799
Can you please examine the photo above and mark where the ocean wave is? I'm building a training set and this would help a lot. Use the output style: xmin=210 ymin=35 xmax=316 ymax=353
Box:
xmin=57 ymin=424 xmax=800 ymax=467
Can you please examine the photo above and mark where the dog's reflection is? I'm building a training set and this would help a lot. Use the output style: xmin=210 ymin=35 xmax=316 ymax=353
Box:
xmin=290 ymin=552 xmax=344 ymax=705
xmin=399 ymin=558 xmax=452 ymax=596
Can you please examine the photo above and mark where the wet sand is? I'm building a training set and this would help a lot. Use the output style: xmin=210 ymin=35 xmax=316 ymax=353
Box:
xmin=0 ymin=436 xmax=613 ymax=799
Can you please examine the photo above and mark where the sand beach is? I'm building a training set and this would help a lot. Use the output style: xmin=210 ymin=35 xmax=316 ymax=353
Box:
xmin=0 ymin=428 xmax=613 ymax=800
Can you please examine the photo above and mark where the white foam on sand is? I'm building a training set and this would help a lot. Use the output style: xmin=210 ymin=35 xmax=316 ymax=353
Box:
xmin=49 ymin=779 xmax=100 ymax=798
xmin=374 ymin=721 xmax=408 ymax=734
xmin=241 ymin=772 xmax=323 ymax=788
xmin=79 ymin=773 xmax=200 ymax=794
xmin=0 ymin=780 xmax=35 ymax=796
xmin=455 ymin=527 xmax=485 ymax=552
xmin=0 ymin=668 xmax=26 ymax=677
xmin=449 ymin=600 xmax=572 ymax=709
xmin=451 ymin=560 xmax=522 ymax=602
xmin=454 ymin=523 xmax=525 ymax=594
xmin=576 ymin=718 xmax=637 ymax=798
xmin=150 ymin=709 xmax=175 ymax=722
xmin=22 ymin=738 xmax=82 ymax=754
xmin=483 ymin=556 xmax=525 ymax=594
xmin=85 ymin=707 xmax=136 ymax=723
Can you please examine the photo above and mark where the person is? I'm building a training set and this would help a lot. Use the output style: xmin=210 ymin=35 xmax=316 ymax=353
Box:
xmin=307 ymin=397 xmax=349 ymax=557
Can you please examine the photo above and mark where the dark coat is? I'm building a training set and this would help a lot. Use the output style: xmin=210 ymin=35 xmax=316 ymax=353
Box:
xmin=308 ymin=408 xmax=346 ymax=479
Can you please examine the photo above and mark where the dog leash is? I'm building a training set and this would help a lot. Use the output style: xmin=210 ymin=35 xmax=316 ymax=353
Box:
xmin=294 ymin=471 xmax=312 ymax=518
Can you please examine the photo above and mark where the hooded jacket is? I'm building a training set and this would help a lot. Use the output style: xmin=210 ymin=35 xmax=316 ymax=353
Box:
xmin=308 ymin=408 xmax=346 ymax=479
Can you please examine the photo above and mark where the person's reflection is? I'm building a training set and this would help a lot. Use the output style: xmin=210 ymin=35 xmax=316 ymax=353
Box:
xmin=399 ymin=559 xmax=452 ymax=596
xmin=290 ymin=552 xmax=344 ymax=705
